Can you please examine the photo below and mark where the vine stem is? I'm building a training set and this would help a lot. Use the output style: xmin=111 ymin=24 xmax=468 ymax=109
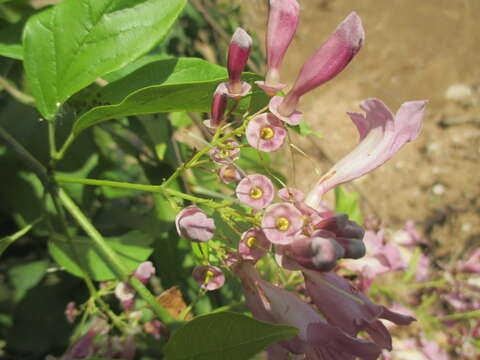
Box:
xmin=58 ymin=188 xmax=176 ymax=324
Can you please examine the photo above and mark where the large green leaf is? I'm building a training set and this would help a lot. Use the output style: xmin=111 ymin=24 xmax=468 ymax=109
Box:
xmin=164 ymin=311 xmax=298 ymax=360
xmin=23 ymin=0 xmax=187 ymax=120
xmin=71 ymin=58 xmax=267 ymax=136
xmin=48 ymin=230 xmax=153 ymax=281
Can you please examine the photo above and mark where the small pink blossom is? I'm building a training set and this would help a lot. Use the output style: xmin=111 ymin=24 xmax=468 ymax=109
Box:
xmin=270 ymin=12 xmax=364 ymax=124
xmin=238 ymin=228 xmax=271 ymax=261
xmin=255 ymin=0 xmax=299 ymax=96
xmin=306 ymin=98 xmax=427 ymax=208
xmin=226 ymin=28 xmax=252 ymax=98
xmin=175 ymin=206 xmax=215 ymax=243
xmin=246 ymin=113 xmax=287 ymax=152
xmin=134 ymin=261 xmax=155 ymax=284
xmin=262 ymin=202 xmax=303 ymax=244
xmin=65 ymin=301 xmax=78 ymax=324
xmin=64 ymin=328 xmax=96 ymax=360
xmin=115 ymin=282 xmax=135 ymax=302
xmin=218 ymin=164 xmax=242 ymax=184
xmin=192 ymin=265 xmax=225 ymax=291
xmin=236 ymin=174 xmax=274 ymax=209
xmin=208 ymin=140 xmax=240 ymax=165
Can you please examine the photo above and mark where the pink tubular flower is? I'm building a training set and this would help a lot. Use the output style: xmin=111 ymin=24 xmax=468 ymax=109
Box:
xmin=134 ymin=261 xmax=155 ymax=284
xmin=209 ymin=83 xmax=229 ymax=128
xmin=270 ymin=12 xmax=364 ymax=125
xmin=209 ymin=140 xmax=240 ymax=165
xmin=239 ymin=228 xmax=271 ymax=261
xmin=236 ymin=174 xmax=274 ymax=209
xmin=246 ymin=113 xmax=287 ymax=152
xmin=235 ymin=262 xmax=381 ymax=359
xmin=262 ymin=202 xmax=303 ymax=244
xmin=226 ymin=28 xmax=252 ymax=98
xmin=192 ymin=265 xmax=225 ymax=291
xmin=278 ymin=187 xmax=305 ymax=202
xmin=218 ymin=164 xmax=242 ymax=184
xmin=175 ymin=206 xmax=215 ymax=243
xmin=303 ymin=270 xmax=415 ymax=351
xmin=255 ymin=0 xmax=300 ymax=95
xmin=306 ymin=98 xmax=427 ymax=208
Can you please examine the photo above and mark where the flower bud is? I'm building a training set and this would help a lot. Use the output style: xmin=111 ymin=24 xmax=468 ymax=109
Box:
xmin=227 ymin=28 xmax=252 ymax=98
xmin=134 ymin=261 xmax=155 ymax=284
xmin=256 ymin=0 xmax=300 ymax=95
xmin=175 ymin=206 xmax=215 ymax=243
xmin=270 ymin=12 xmax=364 ymax=124
xmin=210 ymin=83 xmax=229 ymax=128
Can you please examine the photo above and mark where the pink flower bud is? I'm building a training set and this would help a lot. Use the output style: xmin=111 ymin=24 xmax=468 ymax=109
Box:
xmin=236 ymin=174 xmax=275 ymax=209
xmin=287 ymin=232 xmax=345 ymax=271
xmin=262 ymin=202 xmax=303 ymax=244
xmin=192 ymin=265 xmax=225 ymax=291
xmin=210 ymin=83 xmax=229 ymax=128
xmin=218 ymin=164 xmax=242 ymax=184
xmin=175 ymin=206 xmax=216 ymax=243
xmin=256 ymin=0 xmax=300 ymax=95
xmin=227 ymin=28 xmax=252 ymax=98
xmin=115 ymin=282 xmax=135 ymax=302
xmin=246 ymin=113 xmax=287 ymax=152
xmin=239 ymin=228 xmax=271 ymax=261
xmin=208 ymin=140 xmax=240 ymax=165
xmin=134 ymin=261 xmax=155 ymax=284
xmin=271 ymin=12 xmax=364 ymax=123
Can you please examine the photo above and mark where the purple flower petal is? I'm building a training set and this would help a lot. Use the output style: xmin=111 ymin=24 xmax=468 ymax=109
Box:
xmin=238 ymin=227 xmax=271 ymax=261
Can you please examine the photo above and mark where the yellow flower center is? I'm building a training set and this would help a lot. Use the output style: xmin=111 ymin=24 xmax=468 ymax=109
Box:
xmin=276 ymin=217 xmax=290 ymax=231
xmin=249 ymin=187 xmax=263 ymax=199
xmin=204 ymin=270 xmax=215 ymax=284
xmin=219 ymin=149 xmax=230 ymax=158
xmin=246 ymin=236 xmax=256 ymax=248
xmin=260 ymin=127 xmax=274 ymax=140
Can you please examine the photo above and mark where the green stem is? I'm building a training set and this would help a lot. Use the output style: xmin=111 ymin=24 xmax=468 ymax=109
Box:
xmin=48 ymin=121 xmax=57 ymax=160
xmin=0 ymin=218 xmax=42 ymax=257
xmin=55 ymin=133 xmax=75 ymax=161
xmin=440 ymin=309 xmax=480 ymax=321
xmin=58 ymin=188 xmax=175 ymax=324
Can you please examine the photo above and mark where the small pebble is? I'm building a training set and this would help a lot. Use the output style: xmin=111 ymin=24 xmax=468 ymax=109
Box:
xmin=432 ymin=184 xmax=445 ymax=196
xmin=445 ymin=83 xmax=473 ymax=105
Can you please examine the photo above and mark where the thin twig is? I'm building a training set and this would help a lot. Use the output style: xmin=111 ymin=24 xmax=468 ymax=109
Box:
xmin=0 ymin=76 xmax=35 ymax=105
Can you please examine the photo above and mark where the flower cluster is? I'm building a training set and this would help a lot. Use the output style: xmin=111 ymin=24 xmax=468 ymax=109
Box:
xmin=171 ymin=1 xmax=429 ymax=358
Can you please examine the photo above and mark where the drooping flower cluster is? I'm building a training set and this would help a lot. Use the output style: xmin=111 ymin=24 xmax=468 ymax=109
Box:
xmin=171 ymin=1 xmax=428 ymax=358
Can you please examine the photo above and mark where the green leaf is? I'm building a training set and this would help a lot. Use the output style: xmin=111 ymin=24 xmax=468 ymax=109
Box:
xmin=334 ymin=186 xmax=363 ymax=225
xmin=71 ymin=58 xmax=268 ymax=136
xmin=48 ymin=230 xmax=153 ymax=281
xmin=164 ymin=311 xmax=298 ymax=360
xmin=23 ymin=0 xmax=187 ymax=120
xmin=72 ymin=57 xmax=227 ymax=135
xmin=8 ymin=260 xmax=49 ymax=303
